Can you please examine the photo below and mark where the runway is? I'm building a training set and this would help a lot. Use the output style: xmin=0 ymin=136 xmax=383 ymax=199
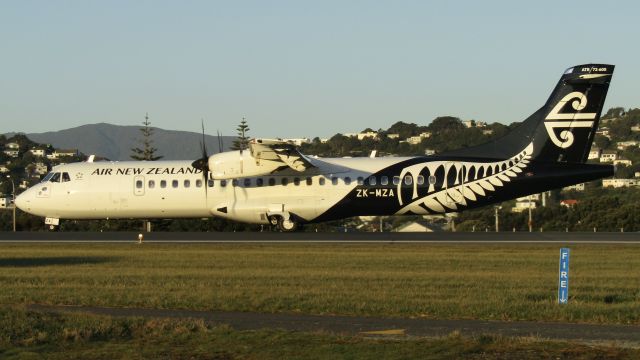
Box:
xmin=27 ymin=304 xmax=640 ymax=347
xmin=2 ymin=231 xmax=640 ymax=243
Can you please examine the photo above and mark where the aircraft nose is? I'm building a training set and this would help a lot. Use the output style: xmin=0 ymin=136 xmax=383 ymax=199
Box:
xmin=15 ymin=191 xmax=28 ymax=211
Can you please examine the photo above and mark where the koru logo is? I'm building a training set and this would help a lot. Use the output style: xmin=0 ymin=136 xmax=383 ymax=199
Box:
xmin=544 ymin=92 xmax=596 ymax=148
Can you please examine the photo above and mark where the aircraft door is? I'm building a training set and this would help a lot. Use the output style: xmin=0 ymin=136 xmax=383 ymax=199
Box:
xmin=444 ymin=162 xmax=465 ymax=206
xmin=134 ymin=176 xmax=145 ymax=196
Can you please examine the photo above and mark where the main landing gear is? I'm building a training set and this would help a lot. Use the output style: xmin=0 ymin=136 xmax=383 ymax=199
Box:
xmin=268 ymin=213 xmax=301 ymax=232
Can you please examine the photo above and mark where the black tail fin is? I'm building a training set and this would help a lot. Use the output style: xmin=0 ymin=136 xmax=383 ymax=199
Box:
xmin=445 ymin=64 xmax=614 ymax=163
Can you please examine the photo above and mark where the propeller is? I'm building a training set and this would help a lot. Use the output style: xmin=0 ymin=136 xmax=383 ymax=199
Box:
xmin=191 ymin=120 xmax=211 ymax=196
xmin=217 ymin=130 xmax=223 ymax=153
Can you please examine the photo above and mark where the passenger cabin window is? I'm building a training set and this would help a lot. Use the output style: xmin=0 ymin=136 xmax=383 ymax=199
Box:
xmin=207 ymin=179 xmax=214 ymax=187
xmin=232 ymin=179 xmax=238 ymax=187
xmin=196 ymin=179 xmax=203 ymax=188
xmin=393 ymin=176 xmax=400 ymax=185
xmin=417 ymin=175 xmax=425 ymax=185
xmin=220 ymin=180 xmax=227 ymax=187
xmin=160 ymin=180 xmax=167 ymax=188
xmin=293 ymin=177 xmax=300 ymax=186
xmin=268 ymin=178 xmax=275 ymax=186
xmin=244 ymin=178 xmax=251 ymax=186
xmin=184 ymin=179 xmax=190 ymax=188
xmin=331 ymin=177 xmax=339 ymax=185
xmin=172 ymin=180 xmax=179 ymax=188
xmin=148 ymin=180 xmax=155 ymax=189
xmin=380 ymin=176 xmax=388 ymax=185
xmin=357 ymin=177 xmax=364 ymax=185
xmin=319 ymin=177 xmax=325 ymax=185
xmin=428 ymin=175 xmax=436 ymax=185
xmin=62 ymin=172 xmax=71 ymax=182
xmin=281 ymin=178 xmax=288 ymax=186
xmin=136 ymin=180 xmax=143 ymax=189
xmin=344 ymin=177 xmax=351 ymax=185
xmin=368 ymin=176 xmax=376 ymax=186
xmin=404 ymin=175 xmax=413 ymax=185
xmin=257 ymin=178 xmax=264 ymax=187
xmin=306 ymin=177 xmax=312 ymax=185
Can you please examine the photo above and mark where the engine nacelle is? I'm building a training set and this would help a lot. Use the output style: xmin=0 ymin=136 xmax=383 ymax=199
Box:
xmin=208 ymin=150 xmax=283 ymax=179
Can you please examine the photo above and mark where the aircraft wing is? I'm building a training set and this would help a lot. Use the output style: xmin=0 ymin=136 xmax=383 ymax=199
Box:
xmin=249 ymin=139 xmax=315 ymax=172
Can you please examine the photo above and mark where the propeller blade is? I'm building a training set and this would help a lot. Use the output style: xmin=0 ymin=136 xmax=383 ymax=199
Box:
xmin=217 ymin=130 xmax=223 ymax=153
xmin=192 ymin=120 xmax=211 ymax=199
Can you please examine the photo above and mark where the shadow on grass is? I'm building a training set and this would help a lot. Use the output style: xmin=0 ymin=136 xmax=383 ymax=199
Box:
xmin=0 ymin=257 xmax=117 ymax=267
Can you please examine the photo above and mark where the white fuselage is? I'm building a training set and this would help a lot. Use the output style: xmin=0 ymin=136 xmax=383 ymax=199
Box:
xmin=16 ymin=156 xmax=412 ymax=224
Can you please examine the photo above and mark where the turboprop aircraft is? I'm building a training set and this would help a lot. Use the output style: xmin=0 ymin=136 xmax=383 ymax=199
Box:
xmin=16 ymin=64 xmax=615 ymax=231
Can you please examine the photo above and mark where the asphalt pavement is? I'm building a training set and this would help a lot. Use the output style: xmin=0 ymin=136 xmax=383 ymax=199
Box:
xmin=1 ymin=231 xmax=640 ymax=243
xmin=27 ymin=304 xmax=640 ymax=347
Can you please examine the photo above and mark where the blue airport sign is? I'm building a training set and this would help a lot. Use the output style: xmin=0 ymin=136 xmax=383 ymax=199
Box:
xmin=558 ymin=248 xmax=570 ymax=304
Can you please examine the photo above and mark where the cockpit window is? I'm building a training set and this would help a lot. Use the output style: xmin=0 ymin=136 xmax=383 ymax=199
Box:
xmin=42 ymin=172 xmax=54 ymax=182
xmin=50 ymin=173 xmax=61 ymax=183
xmin=62 ymin=172 xmax=71 ymax=182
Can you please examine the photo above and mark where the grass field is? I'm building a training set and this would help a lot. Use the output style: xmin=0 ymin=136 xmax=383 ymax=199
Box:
xmin=0 ymin=242 xmax=639 ymax=358
xmin=0 ymin=243 xmax=638 ymax=324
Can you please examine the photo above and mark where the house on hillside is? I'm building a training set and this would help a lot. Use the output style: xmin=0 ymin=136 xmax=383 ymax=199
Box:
xmin=0 ymin=197 xmax=11 ymax=209
xmin=562 ymin=183 xmax=585 ymax=191
xmin=29 ymin=148 xmax=47 ymax=157
xmin=512 ymin=201 xmax=536 ymax=213
xmin=516 ymin=194 xmax=540 ymax=202
xmin=33 ymin=162 xmax=48 ymax=176
xmin=613 ymin=158 xmax=632 ymax=167
xmin=588 ymin=147 xmax=601 ymax=160
xmin=0 ymin=165 xmax=9 ymax=174
xmin=3 ymin=149 xmax=19 ymax=158
xmin=5 ymin=142 xmax=19 ymax=150
xmin=560 ymin=199 xmax=579 ymax=208
xmin=595 ymin=127 xmax=611 ymax=139
xmin=424 ymin=149 xmax=436 ymax=156
xmin=602 ymin=178 xmax=640 ymax=188
xmin=386 ymin=133 xmax=400 ymax=139
xmin=49 ymin=149 xmax=78 ymax=159
xmin=616 ymin=141 xmax=638 ymax=150
xmin=462 ymin=120 xmax=487 ymax=128
xmin=599 ymin=150 xmax=618 ymax=163
xmin=357 ymin=132 xmax=379 ymax=140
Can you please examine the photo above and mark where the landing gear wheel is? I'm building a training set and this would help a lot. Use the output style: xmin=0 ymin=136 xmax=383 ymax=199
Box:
xmin=278 ymin=218 xmax=298 ymax=232
xmin=269 ymin=216 xmax=279 ymax=226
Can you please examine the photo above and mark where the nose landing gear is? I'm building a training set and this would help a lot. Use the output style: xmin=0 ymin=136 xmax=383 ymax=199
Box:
xmin=267 ymin=212 xmax=301 ymax=232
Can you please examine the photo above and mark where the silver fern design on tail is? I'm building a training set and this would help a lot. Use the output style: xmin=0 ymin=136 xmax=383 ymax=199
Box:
xmin=396 ymin=143 xmax=534 ymax=215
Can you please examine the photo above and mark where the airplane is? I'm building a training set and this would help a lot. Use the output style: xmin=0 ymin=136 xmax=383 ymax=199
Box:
xmin=16 ymin=64 xmax=615 ymax=231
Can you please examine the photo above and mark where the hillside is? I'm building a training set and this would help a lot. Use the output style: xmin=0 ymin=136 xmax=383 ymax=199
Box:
xmin=16 ymin=123 xmax=234 ymax=161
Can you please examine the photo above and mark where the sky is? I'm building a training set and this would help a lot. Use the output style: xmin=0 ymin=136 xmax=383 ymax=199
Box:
xmin=1 ymin=0 xmax=638 ymax=139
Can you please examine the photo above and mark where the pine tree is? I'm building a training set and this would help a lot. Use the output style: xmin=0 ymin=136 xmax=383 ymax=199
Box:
xmin=131 ymin=113 xmax=163 ymax=161
xmin=231 ymin=117 xmax=251 ymax=151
